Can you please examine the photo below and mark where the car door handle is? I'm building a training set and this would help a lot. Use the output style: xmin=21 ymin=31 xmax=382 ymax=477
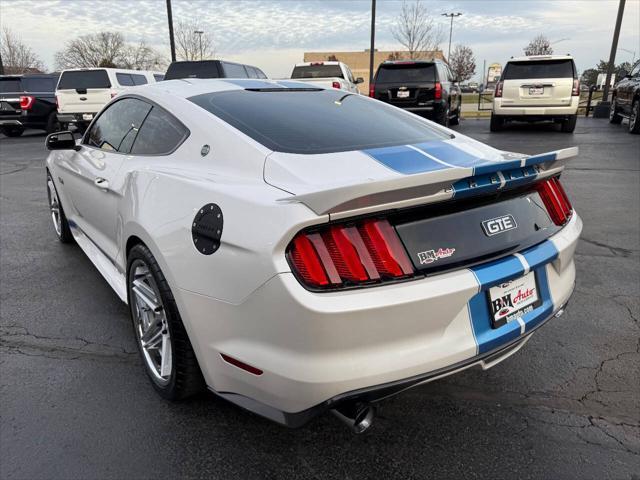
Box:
xmin=94 ymin=177 xmax=109 ymax=190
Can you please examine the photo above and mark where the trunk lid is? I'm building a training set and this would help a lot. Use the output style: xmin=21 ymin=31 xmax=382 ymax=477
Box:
xmin=56 ymin=69 xmax=112 ymax=114
xmin=501 ymin=59 xmax=576 ymax=107
xmin=373 ymin=62 xmax=436 ymax=107
xmin=0 ymin=77 xmax=23 ymax=117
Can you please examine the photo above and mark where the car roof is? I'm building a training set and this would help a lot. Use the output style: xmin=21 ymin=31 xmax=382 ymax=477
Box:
xmin=381 ymin=60 xmax=440 ymax=65
xmin=59 ymin=68 xmax=156 ymax=74
xmin=508 ymin=55 xmax=574 ymax=62
xmin=140 ymin=78 xmax=320 ymax=99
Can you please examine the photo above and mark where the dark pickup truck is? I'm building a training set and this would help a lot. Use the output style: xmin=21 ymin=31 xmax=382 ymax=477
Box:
xmin=0 ymin=74 xmax=60 ymax=136
xmin=370 ymin=60 xmax=461 ymax=127
xmin=610 ymin=60 xmax=640 ymax=134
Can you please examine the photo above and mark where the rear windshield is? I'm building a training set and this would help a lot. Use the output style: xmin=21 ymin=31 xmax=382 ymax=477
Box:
xmin=189 ymin=89 xmax=448 ymax=154
xmin=0 ymin=78 xmax=22 ymax=93
xmin=58 ymin=70 xmax=111 ymax=89
xmin=165 ymin=62 xmax=220 ymax=80
xmin=376 ymin=63 xmax=436 ymax=83
xmin=292 ymin=65 xmax=343 ymax=79
xmin=23 ymin=77 xmax=56 ymax=92
xmin=502 ymin=60 xmax=576 ymax=80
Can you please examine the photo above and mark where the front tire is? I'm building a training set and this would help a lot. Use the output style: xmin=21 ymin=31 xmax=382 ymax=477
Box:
xmin=127 ymin=244 xmax=205 ymax=400
xmin=629 ymin=100 xmax=640 ymax=134
xmin=489 ymin=113 xmax=503 ymax=132
xmin=46 ymin=172 xmax=73 ymax=243
xmin=561 ymin=114 xmax=577 ymax=133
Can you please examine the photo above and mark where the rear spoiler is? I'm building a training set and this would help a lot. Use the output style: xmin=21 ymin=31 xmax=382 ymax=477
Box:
xmin=278 ymin=147 xmax=578 ymax=218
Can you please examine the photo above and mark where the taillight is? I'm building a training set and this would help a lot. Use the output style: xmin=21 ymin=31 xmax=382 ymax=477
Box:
xmin=494 ymin=81 xmax=503 ymax=98
xmin=20 ymin=95 xmax=35 ymax=110
xmin=572 ymin=78 xmax=580 ymax=96
xmin=536 ymin=177 xmax=573 ymax=226
xmin=288 ymin=218 xmax=414 ymax=290
xmin=55 ymin=95 xmax=59 ymax=110
xmin=369 ymin=83 xmax=375 ymax=98
xmin=110 ymin=91 xmax=118 ymax=98
xmin=434 ymin=82 xmax=442 ymax=100
xmin=332 ymin=81 xmax=341 ymax=89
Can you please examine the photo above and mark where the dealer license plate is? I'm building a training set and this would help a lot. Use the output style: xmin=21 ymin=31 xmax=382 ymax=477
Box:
xmin=529 ymin=87 xmax=544 ymax=95
xmin=488 ymin=271 xmax=539 ymax=328
xmin=82 ymin=113 xmax=93 ymax=121
xmin=397 ymin=90 xmax=410 ymax=98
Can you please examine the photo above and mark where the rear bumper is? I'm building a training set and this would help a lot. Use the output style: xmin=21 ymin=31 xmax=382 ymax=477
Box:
xmin=176 ymin=212 xmax=582 ymax=425
xmin=0 ymin=119 xmax=23 ymax=126
xmin=493 ymin=97 xmax=579 ymax=117
xmin=57 ymin=113 xmax=95 ymax=123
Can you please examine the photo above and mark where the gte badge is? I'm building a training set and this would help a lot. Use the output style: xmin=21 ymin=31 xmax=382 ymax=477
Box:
xmin=482 ymin=214 xmax=517 ymax=236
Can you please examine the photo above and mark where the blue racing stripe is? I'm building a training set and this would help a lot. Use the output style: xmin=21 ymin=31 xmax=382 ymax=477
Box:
xmin=363 ymin=145 xmax=450 ymax=174
xmin=452 ymin=173 xmax=501 ymax=199
xmin=413 ymin=141 xmax=485 ymax=169
xmin=524 ymin=152 xmax=556 ymax=166
xmin=468 ymin=241 xmax=558 ymax=354
xmin=224 ymin=79 xmax=282 ymax=89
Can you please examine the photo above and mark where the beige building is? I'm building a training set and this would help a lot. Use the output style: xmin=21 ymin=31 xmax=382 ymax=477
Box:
xmin=303 ymin=49 xmax=446 ymax=94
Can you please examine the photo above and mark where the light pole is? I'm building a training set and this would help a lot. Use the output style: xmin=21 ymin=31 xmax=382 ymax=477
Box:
xmin=369 ymin=0 xmax=376 ymax=93
xmin=194 ymin=30 xmax=204 ymax=60
xmin=166 ymin=0 xmax=176 ymax=62
xmin=594 ymin=0 xmax=625 ymax=117
xmin=442 ymin=12 xmax=462 ymax=61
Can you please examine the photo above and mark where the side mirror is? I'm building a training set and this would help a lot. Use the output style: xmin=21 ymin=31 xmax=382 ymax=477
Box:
xmin=354 ymin=77 xmax=364 ymax=84
xmin=46 ymin=131 xmax=78 ymax=151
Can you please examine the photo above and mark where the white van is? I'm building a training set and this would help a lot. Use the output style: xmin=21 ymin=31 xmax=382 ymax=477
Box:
xmin=491 ymin=55 xmax=580 ymax=133
xmin=56 ymin=68 xmax=164 ymax=131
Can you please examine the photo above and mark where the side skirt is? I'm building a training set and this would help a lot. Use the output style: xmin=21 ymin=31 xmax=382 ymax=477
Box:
xmin=69 ymin=224 xmax=128 ymax=303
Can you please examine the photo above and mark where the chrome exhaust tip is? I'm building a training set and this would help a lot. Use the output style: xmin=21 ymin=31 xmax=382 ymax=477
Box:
xmin=331 ymin=402 xmax=376 ymax=434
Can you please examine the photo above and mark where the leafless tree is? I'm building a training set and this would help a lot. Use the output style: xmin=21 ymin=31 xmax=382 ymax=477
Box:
xmin=523 ymin=35 xmax=554 ymax=56
xmin=449 ymin=44 xmax=476 ymax=82
xmin=175 ymin=20 xmax=215 ymax=61
xmin=54 ymin=32 xmax=165 ymax=70
xmin=391 ymin=0 xmax=443 ymax=59
xmin=0 ymin=27 xmax=45 ymax=73
xmin=55 ymin=32 xmax=126 ymax=69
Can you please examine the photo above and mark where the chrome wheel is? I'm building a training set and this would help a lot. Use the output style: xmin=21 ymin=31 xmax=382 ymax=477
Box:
xmin=130 ymin=261 xmax=172 ymax=385
xmin=47 ymin=177 xmax=62 ymax=236
xmin=630 ymin=102 xmax=639 ymax=131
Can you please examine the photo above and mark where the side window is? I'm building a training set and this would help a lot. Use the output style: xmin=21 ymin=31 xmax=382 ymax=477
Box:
xmin=153 ymin=74 xmax=165 ymax=82
xmin=85 ymin=98 xmax=152 ymax=153
xmin=345 ymin=65 xmax=355 ymax=83
xmin=130 ymin=107 xmax=188 ymax=155
xmin=116 ymin=73 xmax=134 ymax=86
xmin=131 ymin=74 xmax=148 ymax=85
xmin=255 ymin=68 xmax=267 ymax=79
xmin=246 ymin=67 xmax=259 ymax=79
xmin=222 ymin=62 xmax=249 ymax=78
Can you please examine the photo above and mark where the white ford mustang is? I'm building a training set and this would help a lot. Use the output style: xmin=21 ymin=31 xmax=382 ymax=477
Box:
xmin=45 ymin=78 xmax=582 ymax=432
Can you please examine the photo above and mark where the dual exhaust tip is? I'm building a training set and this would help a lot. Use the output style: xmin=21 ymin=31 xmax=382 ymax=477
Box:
xmin=331 ymin=402 xmax=376 ymax=434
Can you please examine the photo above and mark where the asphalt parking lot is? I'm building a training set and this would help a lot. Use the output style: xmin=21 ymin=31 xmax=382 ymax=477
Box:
xmin=1 ymin=118 xmax=638 ymax=479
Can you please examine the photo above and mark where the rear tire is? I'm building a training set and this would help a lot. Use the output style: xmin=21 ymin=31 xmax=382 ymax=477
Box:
xmin=45 ymin=112 xmax=61 ymax=134
xmin=127 ymin=244 xmax=205 ymax=400
xmin=437 ymin=105 xmax=450 ymax=127
xmin=629 ymin=100 xmax=640 ymax=134
xmin=1 ymin=126 xmax=24 ymax=137
xmin=489 ymin=114 xmax=503 ymax=132
xmin=609 ymin=98 xmax=623 ymax=124
xmin=561 ymin=114 xmax=577 ymax=133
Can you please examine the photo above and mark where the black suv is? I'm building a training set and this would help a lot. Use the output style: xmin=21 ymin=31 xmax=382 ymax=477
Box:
xmin=610 ymin=60 xmax=640 ymax=134
xmin=370 ymin=60 xmax=461 ymax=126
xmin=0 ymin=73 xmax=59 ymax=136
xmin=164 ymin=60 xmax=267 ymax=80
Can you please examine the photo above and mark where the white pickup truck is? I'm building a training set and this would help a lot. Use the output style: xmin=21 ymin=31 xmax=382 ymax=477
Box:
xmin=290 ymin=61 xmax=363 ymax=93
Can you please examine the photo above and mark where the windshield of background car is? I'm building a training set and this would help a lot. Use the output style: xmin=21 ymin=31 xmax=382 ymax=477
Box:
xmin=0 ymin=78 xmax=22 ymax=92
xmin=502 ymin=60 xmax=575 ymax=80
xmin=58 ymin=70 xmax=111 ymax=89
xmin=165 ymin=62 xmax=220 ymax=79
xmin=292 ymin=65 xmax=343 ymax=79
xmin=189 ymin=89 xmax=449 ymax=154
xmin=376 ymin=63 xmax=436 ymax=83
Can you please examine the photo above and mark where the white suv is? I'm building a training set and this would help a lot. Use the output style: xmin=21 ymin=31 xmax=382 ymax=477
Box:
xmin=491 ymin=55 xmax=580 ymax=132
xmin=56 ymin=68 xmax=164 ymax=132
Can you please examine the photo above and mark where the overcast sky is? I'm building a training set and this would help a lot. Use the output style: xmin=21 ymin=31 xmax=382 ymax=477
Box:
xmin=2 ymin=0 xmax=639 ymax=80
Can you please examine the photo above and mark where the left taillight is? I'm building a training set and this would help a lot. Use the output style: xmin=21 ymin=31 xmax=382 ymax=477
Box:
xmin=332 ymin=81 xmax=341 ymax=89
xmin=20 ymin=95 xmax=35 ymax=110
xmin=287 ymin=218 xmax=414 ymax=290
xmin=434 ymin=81 xmax=442 ymax=100
xmin=537 ymin=177 xmax=573 ymax=226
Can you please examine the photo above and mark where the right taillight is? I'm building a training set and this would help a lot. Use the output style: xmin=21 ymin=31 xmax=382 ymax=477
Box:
xmin=288 ymin=218 xmax=414 ymax=290
xmin=537 ymin=177 xmax=573 ymax=226
xmin=369 ymin=83 xmax=375 ymax=98
xmin=434 ymin=81 xmax=442 ymax=100
xmin=494 ymin=81 xmax=503 ymax=98
xmin=332 ymin=81 xmax=341 ymax=89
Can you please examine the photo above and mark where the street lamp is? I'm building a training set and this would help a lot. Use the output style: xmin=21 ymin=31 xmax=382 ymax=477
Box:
xmin=441 ymin=12 xmax=462 ymax=61
xmin=194 ymin=30 xmax=204 ymax=60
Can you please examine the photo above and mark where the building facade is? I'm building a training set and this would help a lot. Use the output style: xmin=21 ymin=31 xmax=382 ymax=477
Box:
xmin=303 ymin=49 xmax=445 ymax=94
